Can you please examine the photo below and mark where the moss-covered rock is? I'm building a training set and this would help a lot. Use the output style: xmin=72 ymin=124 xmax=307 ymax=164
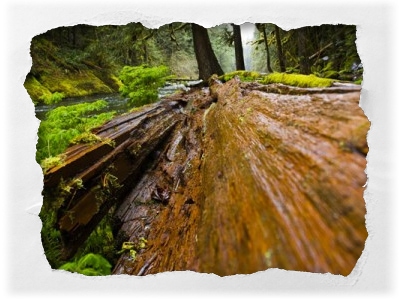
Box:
xmin=24 ymin=75 xmax=53 ymax=104
xmin=25 ymin=70 xmax=118 ymax=104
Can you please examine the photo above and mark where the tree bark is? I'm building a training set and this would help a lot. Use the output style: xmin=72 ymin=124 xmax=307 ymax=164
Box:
xmin=232 ymin=24 xmax=246 ymax=70
xmin=297 ymin=27 xmax=311 ymax=74
xmin=261 ymin=25 xmax=273 ymax=73
xmin=191 ymin=23 xmax=224 ymax=81
xmin=42 ymin=80 xmax=368 ymax=276
xmin=275 ymin=24 xmax=286 ymax=72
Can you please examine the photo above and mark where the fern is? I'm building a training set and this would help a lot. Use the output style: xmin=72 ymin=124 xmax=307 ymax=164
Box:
xmin=59 ymin=253 xmax=112 ymax=276
xmin=119 ymin=65 xmax=171 ymax=107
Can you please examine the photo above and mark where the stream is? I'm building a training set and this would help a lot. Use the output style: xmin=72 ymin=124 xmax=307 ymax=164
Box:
xmin=35 ymin=80 xmax=202 ymax=120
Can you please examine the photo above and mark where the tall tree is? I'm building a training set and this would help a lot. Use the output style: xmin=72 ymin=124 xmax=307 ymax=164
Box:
xmin=255 ymin=24 xmax=273 ymax=73
xmin=191 ymin=23 xmax=224 ymax=81
xmin=297 ymin=27 xmax=311 ymax=74
xmin=274 ymin=25 xmax=286 ymax=72
xmin=232 ymin=24 xmax=245 ymax=70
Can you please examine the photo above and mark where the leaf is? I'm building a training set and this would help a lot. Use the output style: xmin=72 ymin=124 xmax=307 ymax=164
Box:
xmin=58 ymin=262 xmax=78 ymax=272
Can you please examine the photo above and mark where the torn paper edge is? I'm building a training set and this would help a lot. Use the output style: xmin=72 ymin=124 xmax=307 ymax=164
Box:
xmin=2 ymin=0 xmax=399 ymax=298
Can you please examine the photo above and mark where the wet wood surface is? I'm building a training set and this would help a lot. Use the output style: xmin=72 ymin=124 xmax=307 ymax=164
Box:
xmin=42 ymin=78 xmax=368 ymax=276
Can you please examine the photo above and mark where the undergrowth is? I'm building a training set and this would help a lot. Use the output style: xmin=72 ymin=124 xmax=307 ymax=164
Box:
xmin=36 ymin=100 xmax=115 ymax=167
xmin=119 ymin=64 xmax=172 ymax=107
xmin=59 ymin=253 xmax=112 ymax=276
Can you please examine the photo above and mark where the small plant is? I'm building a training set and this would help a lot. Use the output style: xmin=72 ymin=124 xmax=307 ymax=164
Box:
xmin=117 ymin=237 xmax=148 ymax=261
xmin=59 ymin=253 xmax=112 ymax=276
xmin=119 ymin=65 xmax=171 ymax=107
xmin=61 ymin=177 xmax=84 ymax=194
xmin=39 ymin=91 xmax=65 ymax=105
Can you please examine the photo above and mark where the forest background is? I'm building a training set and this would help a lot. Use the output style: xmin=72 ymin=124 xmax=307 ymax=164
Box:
xmin=25 ymin=22 xmax=361 ymax=105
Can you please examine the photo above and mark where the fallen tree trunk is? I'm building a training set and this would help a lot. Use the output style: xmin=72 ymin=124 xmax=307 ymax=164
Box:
xmin=41 ymin=78 xmax=368 ymax=276
xmin=42 ymin=95 xmax=195 ymax=259
xmin=198 ymin=78 xmax=368 ymax=275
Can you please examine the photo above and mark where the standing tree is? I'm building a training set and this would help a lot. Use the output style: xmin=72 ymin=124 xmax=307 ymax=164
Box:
xmin=255 ymin=23 xmax=273 ymax=73
xmin=191 ymin=23 xmax=224 ymax=81
xmin=232 ymin=24 xmax=245 ymax=70
xmin=297 ymin=27 xmax=311 ymax=74
xmin=274 ymin=25 xmax=286 ymax=72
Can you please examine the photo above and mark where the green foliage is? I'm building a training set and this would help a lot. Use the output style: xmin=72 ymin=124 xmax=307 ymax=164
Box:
xmin=219 ymin=70 xmax=261 ymax=82
xmin=209 ymin=24 xmax=235 ymax=73
xmin=36 ymin=100 xmax=115 ymax=166
xmin=40 ymin=154 xmax=66 ymax=173
xmin=118 ymin=238 xmax=148 ymax=261
xmin=59 ymin=253 xmax=112 ymax=276
xmin=40 ymin=209 xmax=65 ymax=269
xmin=250 ymin=24 xmax=362 ymax=82
xmin=119 ymin=65 xmax=171 ymax=107
xmin=261 ymin=72 xmax=334 ymax=88
xmin=24 ymin=75 xmax=52 ymax=104
xmin=39 ymin=92 xmax=65 ymax=105
xmin=70 ymin=132 xmax=115 ymax=147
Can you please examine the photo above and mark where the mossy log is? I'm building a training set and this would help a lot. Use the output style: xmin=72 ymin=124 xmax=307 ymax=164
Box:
xmin=42 ymin=78 xmax=368 ymax=275
xmin=42 ymin=95 xmax=194 ymax=259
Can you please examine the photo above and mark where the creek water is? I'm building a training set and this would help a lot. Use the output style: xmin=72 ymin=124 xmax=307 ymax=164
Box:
xmin=35 ymin=80 xmax=202 ymax=120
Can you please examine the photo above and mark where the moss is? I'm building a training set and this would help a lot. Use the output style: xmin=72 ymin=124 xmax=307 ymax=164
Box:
xmin=219 ymin=70 xmax=261 ymax=82
xmin=40 ymin=154 xmax=66 ymax=173
xmin=36 ymin=100 xmax=116 ymax=164
xmin=109 ymin=74 xmax=123 ymax=90
xmin=70 ymin=132 xmax=115 ymax=147
xmin=119 ymin=65 xmax=171 ymax=107
xmin=39 ymin=92 xmax=65 ymax=105
xmin=261 ymin=72 xmax=334 ymax=88
xmin=354 ymin=79 xmax=363 ymax=85
xmin=25 ymin=70 xmax=118 ymax=104
xmin=41 ymin=71 xmax=114 ymax=97
xmin=58 ymin=253 xmax=112 ymax=276
xmin=24 ymin=75 xmax=52 ymax=104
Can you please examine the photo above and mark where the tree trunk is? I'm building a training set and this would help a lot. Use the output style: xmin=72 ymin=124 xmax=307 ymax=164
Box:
xmin=232 ymin=24 xmax=246 ymax=70
xmin=297 ymin=27 xmax=311 ymax=74
xmin=275 ymin=25 xmax=286 ymax=72
xmin=191 ymin=23 xmax=224 ymax=81
xmin=261 ymin=24 xmax=273 ymax=73
xmin=41 ymin=79 xmax=368 ymax=276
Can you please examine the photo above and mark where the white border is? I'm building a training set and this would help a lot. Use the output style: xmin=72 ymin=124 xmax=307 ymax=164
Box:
xmin=1 ymin=0 xmax=399 ymax=299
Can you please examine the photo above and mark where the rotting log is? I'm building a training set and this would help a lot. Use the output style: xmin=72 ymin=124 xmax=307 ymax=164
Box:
xmin=41 ymin=93 xmax=201 ymax=259
xmin=42 ymin=78 xmax=368 ymax=276
xmin=198 ymin=78 xmax=368 ymax=275
xmin=112 ymin=78 xmax=368 ymax=276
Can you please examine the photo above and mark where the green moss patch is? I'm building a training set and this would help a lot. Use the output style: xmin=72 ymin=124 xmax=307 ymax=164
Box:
xmin=219 ymin=70 xmax=261 ymax=82
xmin=261 ymin=73 xmax=334 ymax=88
xmin=25 ymin=71 xmax=117 ymax=104
xmin=41 ymin=71 xmax=114 ymax=97
xmin=24 ymin=75 xmax=53 ymax=104
xmin=119 ymin=65 xmax=171 ymax=107
xmin=36 ymin=100 xmax=116 ymax=165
